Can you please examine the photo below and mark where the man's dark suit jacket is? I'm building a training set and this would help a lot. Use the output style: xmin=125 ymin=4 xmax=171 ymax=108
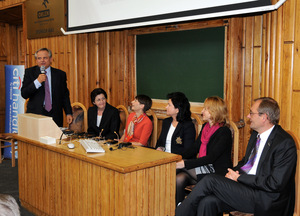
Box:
xmin=87 ymin=103 xmax=120 ymax=140
xmin=155 ymin=117 xmax=196 ymax=157
xmin=234 ymin=125 xmax=297 ymax=216
xmin=21 ymin=66 xmax=72 ymax=127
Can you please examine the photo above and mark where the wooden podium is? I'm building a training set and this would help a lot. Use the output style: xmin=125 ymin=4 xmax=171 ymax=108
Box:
xmin=15 ymin=135 xmax=181 ymax=216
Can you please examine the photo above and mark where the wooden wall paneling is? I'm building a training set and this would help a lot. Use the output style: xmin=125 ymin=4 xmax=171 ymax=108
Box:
xmin=88 ymin=33 xmax=100 ymax=100
xmin=22 ymin=2 xmax=26 ymax=66
xmin=114 ymin=30 xmax=127 ymax=107
xmin=244 ymin=17 xmax=254 ymax=88
xmin=122 ymin=30 xmax=129 ymax=107
xmin=0 ymin=0 xmax=24 ymax=10
xmin=27 ymin=40 xmax=35 ymax=67
xmin=7 ymin=24 xmax=18 ymax=64
xmin=0 ymin=21 xmax=21 ymax=133
xmin=224 ymin=25 xmax=229 ymax=104
xmin=280 ymin=44 xmax=294 ymax=129
xmin=253 ymin=16 xmax=263 ymax=99
xmin=25 ymin=39 xmax=31 ymax=67
xmin=108 ymin=32 xmax=115 ymax=102
xmin=224 ymin=18 xmax=245 ymax=159
xmin=108 ymin=31 xmax=126 ymax=107
xmin=264 ymin=12 xmax=276 ymax=97
xmin=277 ymin=0 xmax=295 ymax=130
xmin=294 ymin=0 xmax=300 ymax=91
xmin=76 ymin=34 xmax=89 ymax=105
xmin=126 ymin=33 xmax=136 ymax=108
xmin=98 ymin=32 xmax=109 ymax=104
xmin=261 ymin=14 xmax=268 ymax=96
xmin=243 ymin=86 xmax=252 ymax=158
xmin=292 ymin=92 xmax=300 ymax=139
xmin=292 ymin=0 xmax=300 ymax=136
xmin=274 ymin=5 xmax=283 ymax=102
xmin=57 ymin=36 xmax=66 ymax=71
xmin=110 ymin=31 xmax=119 ymax=105
xmin=283 ymin=0 xmax=296 ymax=43
xmin=114 ymin=31 xmax=122 ymax=105
xmin=68 ymin=34 xmax=78 ymax=104
xmin=17 ymin=26 xmax=25 ymax=65
xmin=226 ymin=18 xmax=243 ymax=122
xmin=241 ymin=17 xmax=256 ymax=158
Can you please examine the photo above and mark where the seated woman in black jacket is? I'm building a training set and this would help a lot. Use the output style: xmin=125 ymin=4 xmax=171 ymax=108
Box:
xmin=176 ymin=96 xmax=232 ymax=205
xmin=87 ymin=88 xmax=120 ymax=140
xmin=156 ymin=92 xmax=196 ymax=156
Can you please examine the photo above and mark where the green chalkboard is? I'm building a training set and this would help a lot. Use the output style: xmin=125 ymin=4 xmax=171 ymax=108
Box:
xmin=136 ymin=26 xmax=225 ymax=102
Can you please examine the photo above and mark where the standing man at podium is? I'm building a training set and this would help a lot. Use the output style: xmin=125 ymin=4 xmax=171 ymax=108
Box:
xmin=21 ymin=48 xmax=73 ymax=127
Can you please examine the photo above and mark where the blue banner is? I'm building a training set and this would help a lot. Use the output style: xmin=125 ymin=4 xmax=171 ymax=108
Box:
xmin=4 ymin=65 xmax=25 ymax=159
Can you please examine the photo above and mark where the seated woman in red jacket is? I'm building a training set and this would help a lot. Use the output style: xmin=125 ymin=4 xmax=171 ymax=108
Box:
xmin=155 ymin=92 xmax=196 ymax=157
xmin=120 ymin=95 xmax=153 ymax=146
xmin=176 ymin=96 xmax=232 ymax=205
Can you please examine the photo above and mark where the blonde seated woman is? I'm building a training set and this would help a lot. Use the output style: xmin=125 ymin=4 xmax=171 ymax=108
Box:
xmin=120 ymin=95 xmax=153 ymax=146
xmin=175 ymin=96 xmax=233 ymax=205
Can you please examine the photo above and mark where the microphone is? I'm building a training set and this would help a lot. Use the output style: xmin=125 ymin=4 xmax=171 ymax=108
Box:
xmin=40 ymin=65 xmax=45 ymax=74
xmin=114 ymin=131 xmax=119 ymax=141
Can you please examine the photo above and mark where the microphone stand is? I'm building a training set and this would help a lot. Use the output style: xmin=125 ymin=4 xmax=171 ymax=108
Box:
xmin=59 ymin=129 xmax=74 ymax=144
xmin=99 ymin=129 xmax=104 ymax=140
xmin=114 ymin=131 xmax=119 ymax=142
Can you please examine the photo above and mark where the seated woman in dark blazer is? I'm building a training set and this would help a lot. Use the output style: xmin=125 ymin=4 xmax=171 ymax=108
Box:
xmin=175 ymin=96 xmax=232 ymax=205
xmin=87 ymin=88 xmax=120 ymax=140
xmin=156 ymin=92 xmax=196 ymax=156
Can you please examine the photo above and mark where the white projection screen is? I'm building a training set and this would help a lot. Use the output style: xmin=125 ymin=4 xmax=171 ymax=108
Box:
xmin=65 ymin=0 xmax=282 ymax=34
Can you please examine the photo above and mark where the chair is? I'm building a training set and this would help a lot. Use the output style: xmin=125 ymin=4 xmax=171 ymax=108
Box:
xmin=116 ymin=105 xmax=129 ymax=138
xmin=287 ymin=130 xmax=300 ymax=216
xmin=146 ymin=109 xmax=158 ymax=148
xmin=191 ymin=112 xmax=203 ymax=139
xmin=0 ymin=133 xmax=17 ymax=167
xmin=227 ymin=121 xmax=254 ymax=216
xmin=228 ymin=120 xmax=239 ymax=167
xmin=69 ymin=102 xmax=88 ymax=133
xmin=185 ymin=121 xmax=240 ymax=193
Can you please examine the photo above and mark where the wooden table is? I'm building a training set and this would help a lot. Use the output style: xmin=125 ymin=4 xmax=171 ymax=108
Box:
xmin=15 ymin=135 xmax=181 ymax=216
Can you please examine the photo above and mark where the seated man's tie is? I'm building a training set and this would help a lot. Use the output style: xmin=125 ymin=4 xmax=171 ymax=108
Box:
xmin=241 ymin=135 xmax=261 ymax=173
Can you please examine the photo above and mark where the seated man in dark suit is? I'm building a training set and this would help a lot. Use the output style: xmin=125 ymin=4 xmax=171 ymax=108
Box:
xmin=21 ymin=48 xmax=72 ymax=127
xmin=176 ymin=97 xmax=297 ymax=216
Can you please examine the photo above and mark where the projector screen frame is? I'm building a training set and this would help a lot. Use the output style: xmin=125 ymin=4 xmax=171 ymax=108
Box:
xmin=63 ymin=0 xmax=285 ymax=35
